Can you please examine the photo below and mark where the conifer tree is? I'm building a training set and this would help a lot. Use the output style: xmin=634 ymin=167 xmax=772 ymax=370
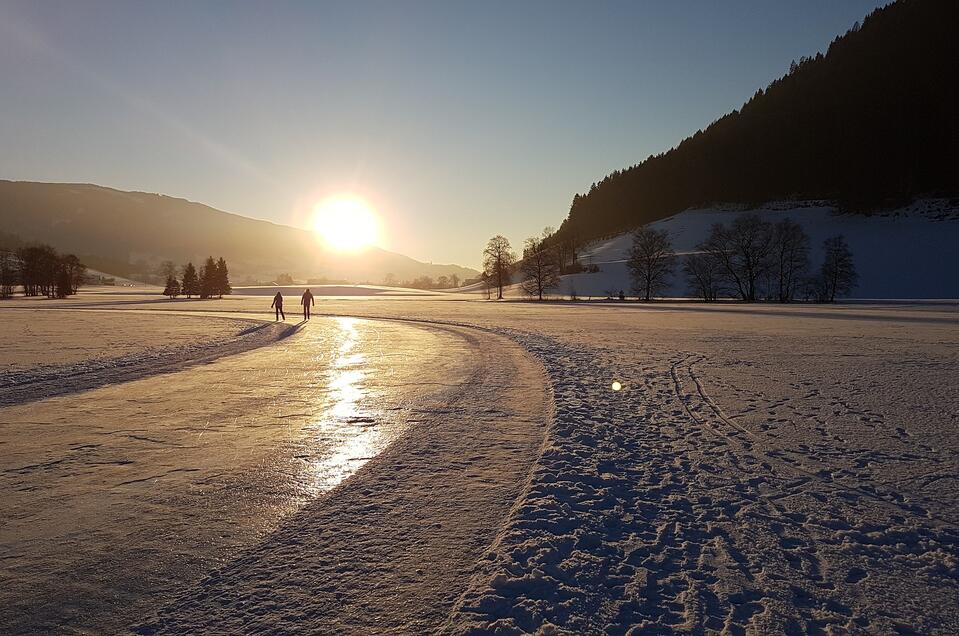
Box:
xmin=215 ymin=257 xmax=231 ymax=298
xmin=163 ymin=274 xmax=181 ymax=299
xmin=181 ymin=262 xmax=199 ymax=298
xmin=199 ymin=256 xmax=217 ymax=299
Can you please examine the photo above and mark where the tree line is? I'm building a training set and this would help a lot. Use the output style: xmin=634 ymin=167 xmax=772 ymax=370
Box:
xmin=0 ymin=244 xmax=87 ymax=299
xmin=161 ymin=256 xmax=231 ymax=299
xmin=482 ymin=230 xmax=561 ymax=301
xmin=628 ymin=214 xmax=857 ymax=302
xmin=553 ymin=0 xmax=958 ymax=248
xmin=481 ymin=213 xmax=857 ymax=303
xmin=382 ymin=273 xmax=461 ymax=290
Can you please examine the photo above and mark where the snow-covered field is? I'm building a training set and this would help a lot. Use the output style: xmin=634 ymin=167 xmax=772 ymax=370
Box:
xmin=554 ymin=199 xmax=959 ymax=299
xmin=1 ymin=293 xmax=957 ymax=634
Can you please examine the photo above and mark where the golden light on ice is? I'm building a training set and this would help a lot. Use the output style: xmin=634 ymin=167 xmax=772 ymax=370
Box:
xmin=312 ymin=196 xmax=380 ymax=251
xmin=611 ymin=380 xmax=622 ymax=392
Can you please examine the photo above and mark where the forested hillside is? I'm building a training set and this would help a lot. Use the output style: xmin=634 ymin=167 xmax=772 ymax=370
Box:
xmin=0 ymin=181 xmax=476 ymax=284
xmin=557 ymin=0 xmax=958 ymax=244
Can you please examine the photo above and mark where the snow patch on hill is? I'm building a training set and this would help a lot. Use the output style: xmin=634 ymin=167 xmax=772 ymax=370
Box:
xmin=556 ymin=199 xmax=959 ymax=299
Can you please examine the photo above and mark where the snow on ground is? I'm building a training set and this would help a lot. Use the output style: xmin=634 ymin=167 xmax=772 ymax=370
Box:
xmin=1 ymin=294 xmax=957 ymax=633
xmin=0 ymin=309 xmax=256 ymax=373
xmin=555 ymin=199 xmax=959 ymax=299
xmin=0 ymin=308 xmax=294 ymax=407
xmin=1 ymin=313 xmax=521 ymax=634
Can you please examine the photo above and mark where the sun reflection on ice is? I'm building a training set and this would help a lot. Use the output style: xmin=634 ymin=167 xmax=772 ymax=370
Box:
xmin=307 ymin=317 xmax=390 ymax=493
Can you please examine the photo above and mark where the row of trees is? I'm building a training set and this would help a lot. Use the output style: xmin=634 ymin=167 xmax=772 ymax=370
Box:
xmin=382 ymin=273 xmax=461 ymax=290
xmin=162 ymin=257 xmax=231 ymax=299
xmin=481 ymin=214 xmax=858 ymax=303
xmin=0 ymin=245 xmax=87 ymax=299
xmin=628 ymin=214 xmax=857 ymax=302
xmin=482 ymin=230 xmax=562 ymax=301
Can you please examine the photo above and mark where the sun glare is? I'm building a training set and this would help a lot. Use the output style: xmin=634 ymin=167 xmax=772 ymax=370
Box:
xmin=312 ymin=196 xmax=380 ymax=251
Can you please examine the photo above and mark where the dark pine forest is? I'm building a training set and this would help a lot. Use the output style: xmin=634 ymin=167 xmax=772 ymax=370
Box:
xmin=556 ymin=0 xmax=959 ymax=246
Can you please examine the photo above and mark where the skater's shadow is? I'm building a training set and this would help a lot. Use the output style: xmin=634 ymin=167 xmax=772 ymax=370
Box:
xmin=278 ymin=319 xmax=309 ymax=340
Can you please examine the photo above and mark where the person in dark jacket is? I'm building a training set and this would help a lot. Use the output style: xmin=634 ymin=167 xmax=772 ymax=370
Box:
xmin=301 ymin=288 xmax=315 ymax=320
xmin=271 ymin=291 xmax=285 ymax=321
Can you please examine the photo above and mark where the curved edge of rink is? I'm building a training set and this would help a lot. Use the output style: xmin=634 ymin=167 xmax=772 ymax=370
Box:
xmin=131 ymin=319 xmax=553 ymax=635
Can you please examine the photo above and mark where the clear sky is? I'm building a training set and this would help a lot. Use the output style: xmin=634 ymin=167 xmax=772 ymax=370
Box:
xmin=0 ymin=0 xmax=885 ymax=268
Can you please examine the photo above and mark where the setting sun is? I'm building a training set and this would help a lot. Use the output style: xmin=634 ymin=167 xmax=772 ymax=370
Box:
xmin=312 ymin=196 xmax=380 ymax=251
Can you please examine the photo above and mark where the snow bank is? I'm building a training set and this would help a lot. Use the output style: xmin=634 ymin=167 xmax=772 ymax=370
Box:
xmin=558 ymin=199 xmax=959 ymax=299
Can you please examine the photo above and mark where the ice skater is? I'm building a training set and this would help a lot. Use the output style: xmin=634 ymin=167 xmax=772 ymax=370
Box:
xmin=301 ymin=288 xmax=315 ymax=320
xmin=271 ymin=291 xmax=285 ymax=321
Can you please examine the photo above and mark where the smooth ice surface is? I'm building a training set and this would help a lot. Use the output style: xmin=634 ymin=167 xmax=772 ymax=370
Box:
xmin=0 ymin=315 xmax=480 ymax=633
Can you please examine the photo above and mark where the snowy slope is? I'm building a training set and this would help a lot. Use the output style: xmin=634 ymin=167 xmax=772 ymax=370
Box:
xmin=556 ymin=199 xmax=959 ymax=299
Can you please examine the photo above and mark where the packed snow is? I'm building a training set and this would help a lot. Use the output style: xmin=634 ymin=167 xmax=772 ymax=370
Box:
xmin=1 ymin=294 xmax=957 ymax=634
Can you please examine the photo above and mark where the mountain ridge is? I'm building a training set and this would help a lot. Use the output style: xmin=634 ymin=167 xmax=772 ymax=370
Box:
xmin=0 ymin=180 xmax=477 ymax=284
xmin=556 ymin=0 xmax=959 ymax=245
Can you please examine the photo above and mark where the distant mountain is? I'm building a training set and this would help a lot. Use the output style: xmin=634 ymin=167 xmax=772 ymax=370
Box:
xmin=557 ymin=0 xmax=959 ymax=245
xmin=0 ymin=181 xmax=477 ymax=284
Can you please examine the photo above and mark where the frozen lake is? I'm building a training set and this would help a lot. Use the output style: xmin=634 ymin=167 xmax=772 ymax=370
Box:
xmin=1 ymin=294 xmax=957 ymax=634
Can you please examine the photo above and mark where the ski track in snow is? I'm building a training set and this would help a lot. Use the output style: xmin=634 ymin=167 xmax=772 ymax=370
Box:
xmin=0 ymin=319 xmax=294 ymax=407
xmin=444 ymin=329 xmax=959 ymax=635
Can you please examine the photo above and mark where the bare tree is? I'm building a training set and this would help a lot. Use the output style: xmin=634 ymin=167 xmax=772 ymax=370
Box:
xmin=683 ymin=251 xmax=722 ymax=301
xmin=702 ymin=214 xmax=774 ymax=302
xmin=481 ymin=271 xmax=493 ymax=299
xmin=483 ymin=235 xmax=515 ymax=300
xmin=771 ymin=218 xmax=810 ymax=302
xmin=520 ymin=229 xmax=560 ymax=301
xmin=627 ymin=227 xmax=674 ymax=301
xmin=820 ymin=235 xmax=858 ymax=302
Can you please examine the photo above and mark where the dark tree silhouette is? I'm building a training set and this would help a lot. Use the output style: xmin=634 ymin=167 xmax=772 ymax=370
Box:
xmin=55 ymin=266 xmax=72 ymax=299
xmin=702 ymin=214 xmax=774 ymax=302
xmin=554 ymin=1 xmax=958 ymax=247
xmin=215 ymin=257 xmax=231 ymax=298
xmin=483 ymin=235 xmax=515 ymax=300
xmin=181 ymin=262 xmax=199 ymax=298
xmin=14 ymin=245 xmax=85 ymax=298
xmin=0 ymin=251 xmax=17 ymax=298
xmin=61 ymin=254 xmax=87 ymax=295
xmin=683 ymin=251 xmax=723 ymax=302
xmin=199 ymin=256 xmax=217 ymax=299
xmin=820 ymin=235 xmax=858 ymax=301
xmin=163 ymin=274 xmax=181 ymax=299
xmin=627 ymin=227 xmax=675 ymax=301
xmin=771 ymin=218 xmax=811 ymax=302
xmin=521 ymin=230 xmax=560 ymax=301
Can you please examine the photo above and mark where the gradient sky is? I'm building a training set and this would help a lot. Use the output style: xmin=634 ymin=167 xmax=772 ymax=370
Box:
xmin=0 ymin=0 xmax=885 ymax=268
